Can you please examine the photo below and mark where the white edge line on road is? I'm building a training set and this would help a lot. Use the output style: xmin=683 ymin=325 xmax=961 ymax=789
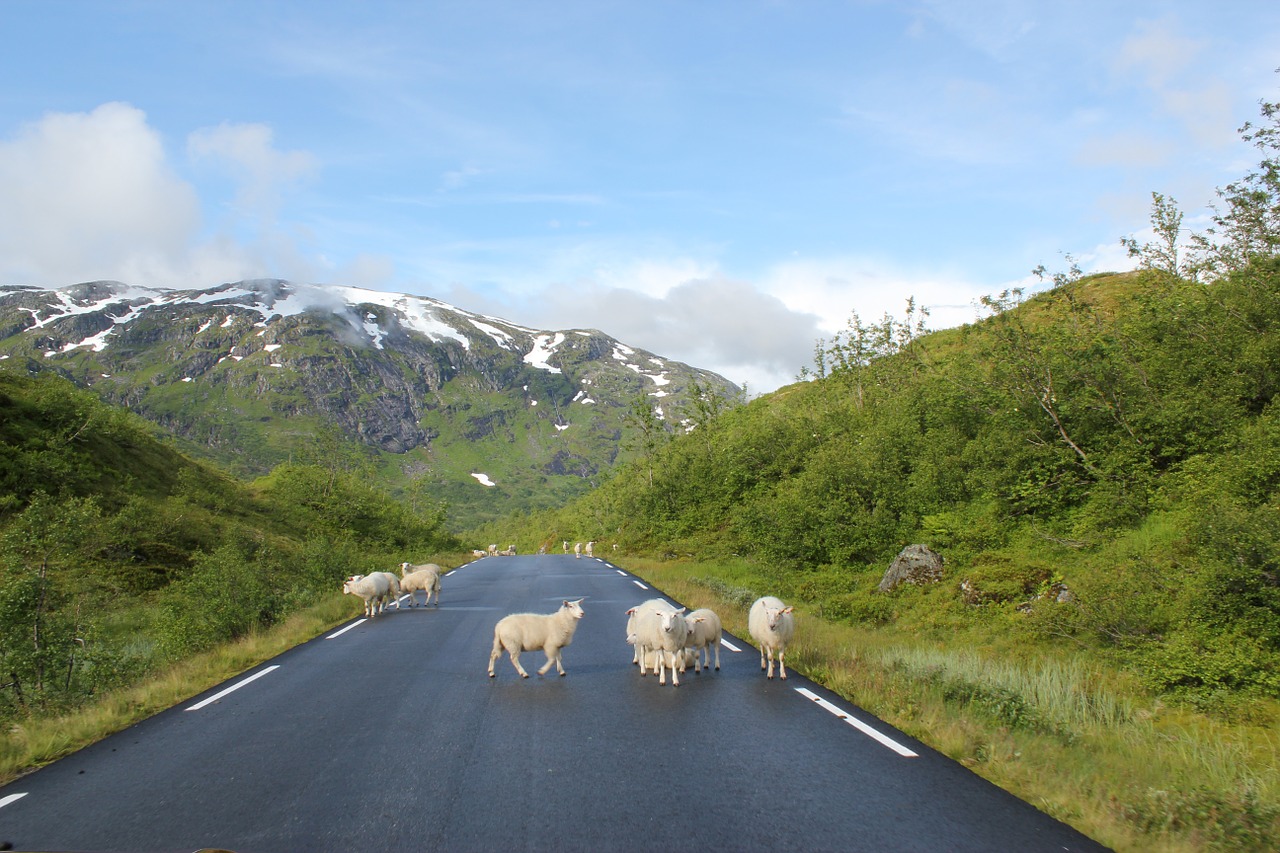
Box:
xmin=720 ymin=638 xmax=743 ymax=652
xmin=632 ymin=580 xmax=649 ymax=590
xmin=615 ymin=570 xmax=627 ymax=576
xmin=794 ymin=687 xmax=918 ymax=757
xmin=185 ymin=665 xmax=281 ymax=712
xmin=0 ymin=793 xmax=27 ymax=808
xmin=326 ymin=619 xmax=367 ymax=639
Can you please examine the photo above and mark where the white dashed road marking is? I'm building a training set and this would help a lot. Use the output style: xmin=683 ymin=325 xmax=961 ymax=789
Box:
xmin=186 ymin=665 xmax=281 ymax=712
xmin=632 ymin=580 xmax=649 ymax=590
xmin=0 ymin=793 xmax=27 ymax=809
xmin=326 ymin=619 xmax=368 ymax=639
xmin=795 ymin=687 xmax=918 ymax=757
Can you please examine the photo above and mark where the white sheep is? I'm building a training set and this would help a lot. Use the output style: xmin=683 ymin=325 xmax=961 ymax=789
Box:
xmin=503 ymin=544 xmax=516 ymax=556
xmin=624 ymin=598 xmax=676 ymax=667
xmin=488 ymin=543 xmax=499 ymax=556
xmin=684 ymin=608 xmax=723 ymax=673
xmin=373 ymin=571 xmax=404 ymax=609
xmin=399 ymin=562 xmax=442 ymax=607
xmin=630 ymin=604 xmax=689 ymax=686
xmin=562 ymin=540 xmax=569 ymax=554
xmin=488 ymin=599 xmax=586 ymax=678
xmin=584 ymin=541 xmax=595 ymax=558
xmin=472 ymin=549 xmax=486 ymax=558
xmin=343 ymin=573 xmax=391 ymax=618
xmin=748 ymin=596 xmax=795 ymax=680
xmin=574 ymin=542 xmax=582 ymax=559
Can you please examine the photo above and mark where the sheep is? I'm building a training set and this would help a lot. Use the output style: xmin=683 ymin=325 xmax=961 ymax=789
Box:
xmin=399 ymin=562 xmax=442 ymax=607
xmin=503 ymin=544 xmax=516 ymax=556
xmin=488 ymin=543 xmax=499 ymax=556
xmin=748 ymin=596 xmax=795 ymax=680
xmin=562 ymin=540 xmax=569 ymax=554
xmin=630 ymin=604 xmax=689 ymax=686
xmin=684 ymin=608 xmax=723 ymax=673
xmin=624 ymin=598 xmax=676 ymax=667
xmin=343 ymin=573 xmax=391 ymax=618
xmin=488 ymin=599 xmax=586 ymax=678
xmin=574 ymin=542 xmax=582 ymax=559
xmin=472 ymin=549 xmax=487 ymax=558
xmin=585 ymin=541 xmax=594 ymax=558
xmin=373 ymin=571 xmax=404 ymax=609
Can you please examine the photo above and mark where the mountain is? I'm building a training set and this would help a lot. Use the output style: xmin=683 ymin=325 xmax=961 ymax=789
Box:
xmin=0 ymin=279 xmax=742 ymax=527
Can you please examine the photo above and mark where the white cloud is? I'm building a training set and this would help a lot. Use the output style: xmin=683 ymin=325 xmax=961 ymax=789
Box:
xmin=187 ymin=121 xmax=317 ymax=219
xmin=0 ymin=102 xmax=200 ymax=285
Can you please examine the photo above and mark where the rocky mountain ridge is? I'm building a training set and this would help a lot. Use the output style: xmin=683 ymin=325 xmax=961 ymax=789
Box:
xmin=0 ymin=279 xmax=741 ymax=526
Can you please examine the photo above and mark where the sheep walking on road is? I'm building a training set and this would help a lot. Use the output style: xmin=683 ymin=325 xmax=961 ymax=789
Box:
xmin=488 ymin=599 xmax=586 ymax=678
xmin=625 ymin=598 xmax=676 ymax=667
xmin=748 ymin=596 xmax=795 ymax=680
xmin=573 ymin=542 xmax=582 ymax=559
xmin=343 ymin=574 xmax=391 ymax=618
xmin=399 ymin=562 xmax=442 ymax=607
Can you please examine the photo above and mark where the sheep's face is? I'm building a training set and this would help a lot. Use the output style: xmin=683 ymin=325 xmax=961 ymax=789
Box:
xmin=765 ymin=606 xmax=793 ymax=629
xmin=562 ymin=599 xmax=585 ymax=619
xmin=659 ymin=609 xmax=685 ymax=635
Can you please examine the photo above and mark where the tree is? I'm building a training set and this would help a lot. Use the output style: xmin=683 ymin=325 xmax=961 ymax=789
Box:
xmin=1121 ymin=192 xmax=1202 ymax=280
xmin=1193 ymin=89 xmax=1280 ymax=277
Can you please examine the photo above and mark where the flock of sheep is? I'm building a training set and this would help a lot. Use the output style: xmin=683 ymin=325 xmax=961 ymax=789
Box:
xmin=341 ymin=554 xmax=797 ymax=687
xmin=489 ymin=593 xmax=796 ymax=686
xmin=341 ymin=562 xmax=443 ymax=617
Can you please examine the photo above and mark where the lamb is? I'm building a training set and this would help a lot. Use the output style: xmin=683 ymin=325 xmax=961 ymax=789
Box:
xmin=630 ymin=604 xmax=689 ymax=686
xmin=488 ymin=599 xmax=586 ymax=678
xmin=684 ymin=608 xmax=723 ymax=673
xmin=343 ymin=573 xmax=391 ymax=618
xmin=748 ymin=596 xmax=796 ymax=680
xmin=398 ymin=562 xmax=442 ymax=607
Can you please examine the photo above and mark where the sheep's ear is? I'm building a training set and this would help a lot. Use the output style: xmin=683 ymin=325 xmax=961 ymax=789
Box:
xmin=783 ymin=606 xmax=794 ymax=614
xmin=676 ymin=607 xmax=686 ymax=614
xmin=625 ymin=607 xmax=637 ymax=615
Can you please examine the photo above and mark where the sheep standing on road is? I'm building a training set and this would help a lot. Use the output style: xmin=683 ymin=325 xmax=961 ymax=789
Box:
xmin=573 ymin=542 xmax=582 ymax=559
xmin=399 ymin=562 xmax=442 ymax=607
xmin=488 ymin=599 xmax=586 ymax=678
xmin=343 ymin=573 xmax=391 ymax=618
xmin=631 ymin=604 xmax=689 ymax=686
xmin=585 ymin=541 xmax=594 ymax=558
xmin=684 ymin=608 xmax=723 ymax=673
xmin=625 ymin=598 xmax=676 ymax=667
xmin=748 ymin=596 xmax=795 ymax=680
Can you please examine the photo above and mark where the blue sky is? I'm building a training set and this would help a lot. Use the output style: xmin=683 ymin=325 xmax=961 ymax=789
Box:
xmin=2 ymin=1 xmax=1278 ymax=392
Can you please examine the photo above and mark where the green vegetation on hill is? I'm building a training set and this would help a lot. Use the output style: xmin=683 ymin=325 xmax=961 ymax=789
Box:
xmin=0 ymin=371 xmax=457 ymax=726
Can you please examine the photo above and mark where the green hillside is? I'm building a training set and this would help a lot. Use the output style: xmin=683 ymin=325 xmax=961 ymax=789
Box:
xmin=0 ymin=371 xmax=456 ymax=728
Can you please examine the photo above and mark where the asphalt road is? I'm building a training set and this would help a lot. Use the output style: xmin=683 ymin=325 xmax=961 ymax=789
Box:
xmin=0 ymin=554 xmax=1109 ymax=852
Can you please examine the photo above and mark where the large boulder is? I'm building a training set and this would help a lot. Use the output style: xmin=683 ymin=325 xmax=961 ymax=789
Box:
xmin=879 ymin=544 xmax=944 ymax=593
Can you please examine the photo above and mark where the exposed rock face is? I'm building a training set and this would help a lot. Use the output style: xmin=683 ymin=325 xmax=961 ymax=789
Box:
xmin=879 ymin=544 xmax=944 ymax=593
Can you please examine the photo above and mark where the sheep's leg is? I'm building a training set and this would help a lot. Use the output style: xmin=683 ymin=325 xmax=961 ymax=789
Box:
xmin=713 ymin=640 xmax=721 ymax=671
xmin=760 ymin=649 xmax=767 ymax=671
xmin=766 ymin=647 xmax=775 ymax=679
xmin=537 ymin=646 xmax=564 ymax=677
xmin=488 ymin=640 xmax=502 ymax=677
xmin=669 ymin=651 xmax=680 ymax=687
xmin=658 ymin=653 xmax=667 ymax=685
xmin=507 ymin=646 xmax=530 ymax=678
xmin=778 ymin=649 xmax=787 ymax=680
